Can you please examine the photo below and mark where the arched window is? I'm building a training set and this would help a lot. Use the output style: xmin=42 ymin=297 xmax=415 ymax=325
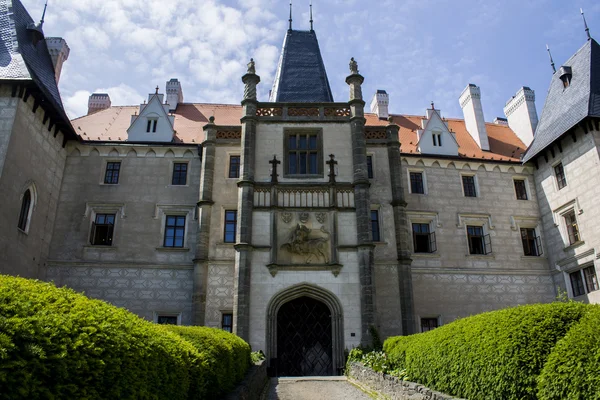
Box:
xmin=18 ymin=189 xmax=32 ymax=231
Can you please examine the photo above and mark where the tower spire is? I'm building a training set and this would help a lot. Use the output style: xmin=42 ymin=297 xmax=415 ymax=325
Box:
xmin=39 ymin=0 xmax=48 ymax=28
xmin=546 ymin=44 xmax=556 ymax=73
xmin=310 ymin=1 xmax=313 ymax=31
xmin=580 ymin=8 xmax=591 ymax=41
xmin=289 ymin=0 xmax=293 ymax=31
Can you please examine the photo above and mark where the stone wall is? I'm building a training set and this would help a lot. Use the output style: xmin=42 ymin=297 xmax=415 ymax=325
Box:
xmin=532 ymin=125 xmax=600 ymax=302
xmin=347 ymin=362 xmax=464 ymax=400
xmin=0 ymin=85 xmax=68 ymax=278
xmin=224 ymin=360 xmax=268 ymax=400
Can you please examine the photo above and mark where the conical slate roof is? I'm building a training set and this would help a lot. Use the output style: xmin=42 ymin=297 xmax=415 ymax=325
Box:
xmin=269 ymin=29 xmax=334 ymax=103
xmin=0 ymin=0 xmax=74 ymax=137
xmin=523 ymin=38 xmax=600 ymax=162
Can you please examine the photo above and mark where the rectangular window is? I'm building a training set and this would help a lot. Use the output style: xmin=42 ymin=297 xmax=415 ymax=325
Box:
xmin=514 ymin=179 xmax=528 ymax=200
xmin=146 ymin=120 xmax=152 ymax=132
xmin=432 ymin=134 xmax=437 ymax=146
xmin=570 ymin=271 xmax=586 ymax=297
xmin=564 ymin=210 xmax=580 ymax=245
xmin=229 ymin=155 xmax=241 ymax=178
xmin=222 ymin=313 xmax=233 ymax=333
xmin=90 ymin=213 xmax=115 ymax=246
xmin=555 ymin=163 xmax=567 ymax=189
xmin=421 ymin=318 xmax=439 ymax=332
xmin=164 ymin=215 xmax=185 ymax=248
xmin=410 ymin=172 xmax=424 ymax=194
xmin=367 ymin=156 xmax=374 ymax=179
xmin=152 ymin=119 xmax=157 ymax=133
xmin=157 ymin=315 xmax=178 ymax=325
xmin=104 ymin=162 xmax=121 ymax=184
xmin=412 ymin=223 xmax=436 ymax=253
xmin=437 ymin=134 xmax=442 ymax=147
xmin=462 ymin=175 xmax=477 ymax=197
xmin=371 ymin=210 xmax=381 ymax=242
xmin=172 ymin=163 xmax=188 ymax=185
xmin=224 ymin=210 xmax=237 ymax=243
xmin=583 ymin=266 xmax=599 ymax=293
xmin=286 ymin=132 xmax=320 ymax=175
xmin=467 ymin=225 xmax=491 ymax=255
xmin=521 ymin=228 xmax=542 ymax=256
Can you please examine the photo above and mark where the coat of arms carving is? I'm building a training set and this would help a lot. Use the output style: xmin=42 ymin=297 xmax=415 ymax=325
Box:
xmin=281 ymin=212 xmax=293 ymax=224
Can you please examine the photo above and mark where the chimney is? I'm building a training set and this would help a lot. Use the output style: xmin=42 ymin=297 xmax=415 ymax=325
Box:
xmin=45 ymin=37 xmax=70 ymax=84
xmin=459 ymin=84 xmax=490 ymax=151
xmin=87 ymin=93 xmax=111 ymax=115
xmin=166 ymin=78 xmax=183 ymax=112
xmin=370 ymin=90 xmax=389 ymax=119
xmin=503 ymin=87 xmax=538 ymax=147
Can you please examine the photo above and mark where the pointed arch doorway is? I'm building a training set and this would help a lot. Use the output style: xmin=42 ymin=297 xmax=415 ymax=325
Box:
xmin=266 ymin=283 xmax=344 ymax=377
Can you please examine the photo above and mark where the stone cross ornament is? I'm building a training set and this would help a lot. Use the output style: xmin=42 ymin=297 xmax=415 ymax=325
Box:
xmin=269 ymin=155 xmax=281 ymax=183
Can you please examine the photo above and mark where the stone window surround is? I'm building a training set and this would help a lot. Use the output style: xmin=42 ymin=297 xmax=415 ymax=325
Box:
xmin=552 ymin=199 xmax=584 ymax=249
xmin=417 ymin=315 xmax=441 ymax=332
xmin=370 ymin=205 xmax=384 ymax=243
xmin=154 ymin=204 xmax=195 ymax=251
xmin=17 ymin=181 xmax=38 ymax=235
xmin=551 ymin=159 xmax=567 ymax=191
xmin=407 ymin=168 xmax=428 ymax=195
xmin=153 ymin=311 xmax=182 ymax=325
xmin=366 ymin=153 xmax=374 ymax=179
xmin=568 ymin=265 xmax=599 ymax=298
xmin=100 ymin=158 xmax=122 ymax=185
xmin=555 ymin=247 xmax=598 ymax=299
xmin=169 ymin=160 xmax=190 ymax=187
xmin=283 ymin=128 xmax=324 ymax=179
xmin=219 ymin=205 xmax=238 ymax=245
xmin=510 ymin=216 xmax=544 ymax=257
xmin=83 ymin=202 xmax=125 ymax=248
xmin=512 ymin=175 xmax=531 ymax=201
xmin=406 ymin=211 xmax=440 ymax=255
xmin=459 ymin=172 xmax=479 ymax=198
xmin=457 ymin=213 xmax=494 ymax=256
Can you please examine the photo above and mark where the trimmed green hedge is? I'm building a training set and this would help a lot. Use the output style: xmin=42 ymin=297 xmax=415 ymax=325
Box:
xmin=537 ymin=305 xmax=600 ymax=400
xmin=166 ymin=325 xmax=251 ymax=399
xmin=0 ymin=275 xmax=250 ymax=400
xmin=384 ymin=302 xmax=590 ymax=400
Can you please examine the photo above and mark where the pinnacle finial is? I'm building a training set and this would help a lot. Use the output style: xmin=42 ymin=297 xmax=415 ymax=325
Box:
xmin=155 ymin=86 xmax=159 ymax=94
xmin=349 ymin=57 xmax=358 ymax=74
xmin=39 ymin=0 xmax=48 ymax=28
xmin=310 ymin=1 xmax=313 ymax=31
xmin=581 ymin=8 xmax=592 ymax=41
xmin=247 ymin=58 xmax=256 ymax=74
xmin=289 ymin=0 xmax=293 ymax=31
xmin=546 ymin=44 xmax=556 ymax=73
xmin=431 ymin=101 xmax=435 ymax=109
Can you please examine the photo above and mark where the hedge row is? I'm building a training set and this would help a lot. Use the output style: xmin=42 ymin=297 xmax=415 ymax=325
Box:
xmin=383 ymin=302 xmax=595 ymax=400
xmin=0 ymin=275 xmax=250 ymax=399
xmin=165 ymin=325 xmax=251 ymax=399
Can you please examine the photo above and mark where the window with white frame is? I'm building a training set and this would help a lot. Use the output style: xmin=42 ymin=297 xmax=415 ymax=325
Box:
xmin=554 ymin=162 xmax=567 ymax=190
xmin=520 ymin=228 xmax=542 ymax=256
xmin=412 ymin=223 xmax=436 ymax=253
xmin=564 ymin=210 xmax=580 ymax=245
xmin=553 ymin=200 xmax=583 ymax=248
xmin=569 ymin=265 xmax=599 ymax=297
xmin=467 ymin=225 xmax=492 ymax=255
xmin=84 ymin=203 xmax=125 ymax=247
xmin=146 ymin=118 xmax=158 ymax=133
xmin=154 ymin=204 xmax=195 ymax=249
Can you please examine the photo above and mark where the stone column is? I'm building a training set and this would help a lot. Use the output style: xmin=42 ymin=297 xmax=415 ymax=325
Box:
xmin=192 ymin=116 xmax=217 ymax=326
xmin=386 ymin=117 xmax=416 ymax=335
xmin=346 ymin=58 xmax=377 ymax=345
xmin=234 ymin=59 xmax=260 ymax=341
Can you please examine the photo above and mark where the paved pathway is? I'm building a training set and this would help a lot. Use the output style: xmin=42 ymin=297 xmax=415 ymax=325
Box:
xmin=266 ymin=377 xmax=372 ymax=400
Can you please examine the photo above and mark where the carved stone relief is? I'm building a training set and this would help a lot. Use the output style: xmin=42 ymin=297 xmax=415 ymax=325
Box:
xmin=315 ymin=212 xmax=327 ymax=224
xmin=281 ymin=212 xmax=293 ymax=224
xmin=298 ymin=212 xmax=309 ymax=223
xmin=280 ymin=224 xmax=330 ymax=264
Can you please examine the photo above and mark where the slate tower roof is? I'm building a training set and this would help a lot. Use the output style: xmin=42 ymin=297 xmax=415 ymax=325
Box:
xmin=269 ymin=29 xmax=334 ymax=103
xmin=523 ymin=38 xmax=600 ymax=162
xmin=0 ymin=0 xmax=75 ymax=138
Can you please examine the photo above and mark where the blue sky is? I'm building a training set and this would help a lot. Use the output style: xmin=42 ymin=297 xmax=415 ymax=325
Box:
xmin=23 ymin=0 xmax=600 ymax=120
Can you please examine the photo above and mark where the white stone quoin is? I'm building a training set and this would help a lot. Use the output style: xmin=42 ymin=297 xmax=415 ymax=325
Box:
xmin=87 ymin=93 xmax=111 ymax=115
xmin=45 ymin=37 xmax=70 ymax=84
xmin=370 ymin=90 xmax=389 ymax=119
xmin=166 ymin=78 xmax=184 ymax=112
xmin=459 ymin=84 xmax=490 ymax=151
xmin=504 ymin=87 xmax=538 ymax=147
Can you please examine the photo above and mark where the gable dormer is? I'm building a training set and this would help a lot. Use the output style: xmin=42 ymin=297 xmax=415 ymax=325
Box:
xmin=127 ymin=88 xmax=175 ymax=142
xmin=416 ymin=105 xmax=459 ymax=156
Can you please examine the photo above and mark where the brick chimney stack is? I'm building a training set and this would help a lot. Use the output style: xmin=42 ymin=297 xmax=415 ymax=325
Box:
xmin=87 ymin=93 xmax=111 ymax=115
xmin=45 ymin=37 xmax=70 ymax=84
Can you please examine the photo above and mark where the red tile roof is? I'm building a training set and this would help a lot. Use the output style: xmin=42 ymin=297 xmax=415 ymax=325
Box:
xmin=72 ymin=104 xmax=525 ymax=162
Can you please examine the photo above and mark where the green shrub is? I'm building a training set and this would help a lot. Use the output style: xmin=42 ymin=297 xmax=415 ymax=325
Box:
xmin=537 ymin=305 xmax=600 ymax=400
xmin=165 ymin=325 xmax=251 ymax=399
xmin=384 ymin=302 xmax=590 ymax=400
xmin=251 ymin=350 xmax=265 ymax=364
xmin=0 ymin=275 xmax=198 ymax=400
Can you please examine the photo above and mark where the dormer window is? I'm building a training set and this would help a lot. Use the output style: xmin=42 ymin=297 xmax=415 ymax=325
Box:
xmin=146 ymin=119 xmax=158 ymax=133
xmin=432 ymin=132 xmax=442 ymax=146
xmin=558 ymin=66 xmax=572 ymax=88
